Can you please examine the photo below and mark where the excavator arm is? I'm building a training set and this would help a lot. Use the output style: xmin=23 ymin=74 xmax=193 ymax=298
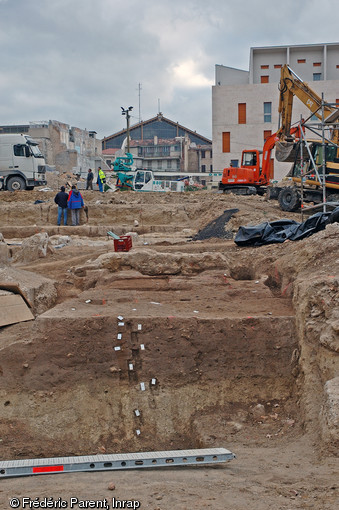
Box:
xmin=278 ymin=65 xmax=334 ymax=140
xmin=276 ymin=65 xmax=338 ymax=161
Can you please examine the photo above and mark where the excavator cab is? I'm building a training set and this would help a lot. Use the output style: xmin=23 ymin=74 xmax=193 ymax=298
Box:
xmin=242 ymin=151 xmax=258 ymax=167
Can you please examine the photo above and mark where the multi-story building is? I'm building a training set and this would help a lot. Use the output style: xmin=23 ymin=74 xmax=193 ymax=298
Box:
xmin=212 ymin=43 xmax=339 ymax=181
xmin=102 ymin=113 xmax=213 ymax=185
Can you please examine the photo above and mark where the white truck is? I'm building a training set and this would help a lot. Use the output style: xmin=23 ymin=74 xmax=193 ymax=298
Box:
xmin=0 ymin=134 xmax=47 ymax=191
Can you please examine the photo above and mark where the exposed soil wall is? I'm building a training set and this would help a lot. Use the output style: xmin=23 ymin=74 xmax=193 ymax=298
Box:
xmin=0 ymin=312 xmax=297 ymax=458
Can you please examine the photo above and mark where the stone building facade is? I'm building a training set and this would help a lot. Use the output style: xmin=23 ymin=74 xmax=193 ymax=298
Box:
xmin=0 ymin=120 xmax=102 ymax=177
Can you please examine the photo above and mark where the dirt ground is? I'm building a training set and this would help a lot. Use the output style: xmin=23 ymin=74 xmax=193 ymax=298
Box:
xmin=0 ymin=189 xmax=338 ymax=509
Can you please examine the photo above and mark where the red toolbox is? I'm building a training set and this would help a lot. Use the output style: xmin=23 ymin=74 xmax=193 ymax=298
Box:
xmin=114 ymin=235 xmax=132 ymax=252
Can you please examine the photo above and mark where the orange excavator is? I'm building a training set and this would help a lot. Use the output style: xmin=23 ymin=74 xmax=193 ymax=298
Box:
xmin=218 ymin=127 xmax=300 ymax=195
xmin=218 ymin=132 xmax=278 ymax=195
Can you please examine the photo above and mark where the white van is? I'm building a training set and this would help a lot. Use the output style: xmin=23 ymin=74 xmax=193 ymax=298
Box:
xmin=0 ymin=134 xmax=47 ymax=190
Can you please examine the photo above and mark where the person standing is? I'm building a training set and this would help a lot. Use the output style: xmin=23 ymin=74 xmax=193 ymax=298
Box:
xmin=86 ymin=168 xmax=94 ymax=190
xmin=97 ymin=167 xmax=106 ymax=192
xmin=67 ymin=185 xmax=84 ymax=226
xmin=54 ymin=186 xmax=69 ymax=226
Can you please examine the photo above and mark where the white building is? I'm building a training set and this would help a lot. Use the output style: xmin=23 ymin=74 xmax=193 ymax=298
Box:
xmin=212 ymin=43 xmax=339 ymax=181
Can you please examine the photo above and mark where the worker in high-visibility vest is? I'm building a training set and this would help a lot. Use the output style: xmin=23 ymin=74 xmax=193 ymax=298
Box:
xmin=97 ymin=167 xmax=106 ymax=192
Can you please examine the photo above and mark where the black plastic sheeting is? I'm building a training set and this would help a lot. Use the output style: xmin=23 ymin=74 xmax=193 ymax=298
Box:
xmin=192 ymin=209 xmax=239 ymax=241
xmin=234 ymin=207 xmax=339 ymax=247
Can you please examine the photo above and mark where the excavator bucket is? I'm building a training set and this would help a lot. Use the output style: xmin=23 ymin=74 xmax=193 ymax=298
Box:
xmin=275 ymin=141 xmax=301 ymax=163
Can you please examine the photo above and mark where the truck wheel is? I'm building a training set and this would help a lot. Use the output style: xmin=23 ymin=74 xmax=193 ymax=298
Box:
xmin=278 ymin=187 xmax=300 ymax=211
xmin=266 ymin=186 xmax=281 ymax=200
xmin=6 ymin=176 xmax=26 ymax=191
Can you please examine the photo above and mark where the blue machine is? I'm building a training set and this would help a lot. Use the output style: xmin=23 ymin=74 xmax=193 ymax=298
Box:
xmin=113 ymin=153 xmax=135 ymax=190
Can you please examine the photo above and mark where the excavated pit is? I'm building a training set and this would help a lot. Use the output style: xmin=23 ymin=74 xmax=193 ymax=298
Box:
xmin=0 ymin=270 xmax=299 ymax=459
xmin=0 ymin=191 xmax=338 ymax=509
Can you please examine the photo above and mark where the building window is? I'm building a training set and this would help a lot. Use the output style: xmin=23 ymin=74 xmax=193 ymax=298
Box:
xmin=210 ymin=150 xmax=212 ymax=158
xmin=222 ymin=132 xmax=230 ymax=153
xmin=336 ymin=65 xmax=339 ymax=69
xmin=238 ymin=103 xmax=246 ymax=124
xmin=313 ymin=73 xmax=322 ymax=81
xmin=264 ymin=102 xmax=272 ymax=123
xmin=201 ymin=165 xmax=206 ymax=173
xmin=274 ymin=64 xmax=282 ymax=69
xmin=167 ymin=160 xmax=171 ymax=169
xmin=264 ymin=130 xmax=272 ymax=141
xmin=261 ymin=76 xmax=269 ymax=84
xmin=313 ymin=62 xmax=321 ymax=67
xmin=297 ymin=59 xmax=306 ymax=64
xmin=201 ymin=150 xmax=205 ymax=158
xmin=210 ymin=164 xmax=213 ymax=171
xmin=261 ymin=65 xmax=269 ymax=69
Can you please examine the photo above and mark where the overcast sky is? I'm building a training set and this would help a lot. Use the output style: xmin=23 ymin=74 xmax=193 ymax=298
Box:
xmin=0 ymin=0 xmax=338 ymax=140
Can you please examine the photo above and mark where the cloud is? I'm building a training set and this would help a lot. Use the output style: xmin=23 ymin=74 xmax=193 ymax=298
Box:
xmin=171 ymin=60 xmax=214 ymax=89
xmin=0 ymin=0 xmax=338 ymax=140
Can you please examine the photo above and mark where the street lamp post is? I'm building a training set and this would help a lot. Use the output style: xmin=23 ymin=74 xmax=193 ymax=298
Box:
xmin=121 ymin=106 xmax=133 ymax=153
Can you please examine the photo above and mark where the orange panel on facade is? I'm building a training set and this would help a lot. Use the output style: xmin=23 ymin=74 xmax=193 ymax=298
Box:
xmin=222 ymin=132 xmax=230 ymax=153
xmin=238 ymin=103 xmax=246 ymax=124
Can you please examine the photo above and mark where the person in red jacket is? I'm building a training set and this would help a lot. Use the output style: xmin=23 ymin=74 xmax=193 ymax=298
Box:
xmin=67 ymin=185 xmax=84 ymax=226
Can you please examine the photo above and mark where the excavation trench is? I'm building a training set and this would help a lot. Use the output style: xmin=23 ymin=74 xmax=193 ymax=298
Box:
xmin=0 ymin=275 xmax=299 ymax=459
xmin=1 ymin=192 xmax=338 ymax=460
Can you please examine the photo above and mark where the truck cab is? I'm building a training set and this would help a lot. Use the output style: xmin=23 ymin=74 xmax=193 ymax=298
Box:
xmin=133 ymin=170 xmax=155 ymax=190
xmin=0 ymin=134 xmax=47 ymax=190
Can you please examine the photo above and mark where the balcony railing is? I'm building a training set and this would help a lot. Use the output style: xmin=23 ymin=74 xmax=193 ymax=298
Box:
xmin=138 ymin=147 xmax=172 ymax=157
